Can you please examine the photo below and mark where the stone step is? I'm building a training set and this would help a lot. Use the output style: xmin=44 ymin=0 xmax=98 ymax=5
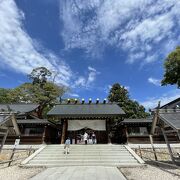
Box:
xmin=25 ymin=162 xmax=140 ymax=167
xmin=35 ymin=154 xmax=133 ymax=157
xmin=43 ymin=149 xmax=127 ymax=152
xmin=46 ymin=145 xmax=125 ymax=146
xmin=44 ymin=148 xmax=127 ymax=151
xmin=39 ymin=152 xmax=131 ymax=155
xmin=41 ymin=146 xmax=126 ymax=151
xmin=23 ymin=145 xmax=143 ymax=167
xmin=43 ymin=145 xmax=126 ymax=149
xmin=45 ymin=146 xmax=126 ymax=148
xmin=34 ymin=155 xmax=133 ymax=160
xmin=34 ymin=153 xmax=133 ymax=156
xmin=38 ymin=154 xmax=132 ymax=157
xmin=29 ymin=159 xmax=138 ymax=164
xmin=46 ymin=146 xmax=126 ymax=147
xmin=46 ymin=145 xmax=126 ymax=149
xmin=40 ymin=151 xmax=130 ymax=156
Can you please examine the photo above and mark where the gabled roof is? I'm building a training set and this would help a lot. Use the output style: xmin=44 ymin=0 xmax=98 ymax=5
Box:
xmin=160 ymin=97 xmax=180 ymax=109
xmin=159 ymin=111 xmax=180 ymax=131
xmin=0 ymin=104 xmax=39 ymax=114
xmin=47 ymin=103 xmax=125 ymax=118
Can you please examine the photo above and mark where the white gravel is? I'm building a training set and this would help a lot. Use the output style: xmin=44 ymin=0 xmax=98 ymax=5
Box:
xmin=0 ymin=166 xmax=44 ymax=180
xmin=120 ymin=164 xmax=180 ymax=180
xmin=120 ymin=147 xmax=180 ymax=180
xmin=0 ymin=149 xmax=44 ymax=180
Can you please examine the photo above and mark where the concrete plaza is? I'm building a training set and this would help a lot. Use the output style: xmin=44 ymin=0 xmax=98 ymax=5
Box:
xmin=30 ymin=166 xmax=126 ymax=180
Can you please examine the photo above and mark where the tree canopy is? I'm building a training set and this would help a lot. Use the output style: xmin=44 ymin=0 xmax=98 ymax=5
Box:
xmin=0 ymin=88 xmax=12 ymax=103
xmin=161 ymin=46 xmax=180 ymax=88
xmin=108 ymin=83 xmax=149 ymax=118
xmin=0 ymin=67 xmax=66 ymax=118
xmin=28 ymin=67 xmax=52 ymax=88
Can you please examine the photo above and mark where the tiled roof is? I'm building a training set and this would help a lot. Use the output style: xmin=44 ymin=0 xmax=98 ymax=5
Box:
xmin=47 ymin=103 xmax=125 ymax=118
xmin=0 ymin=104 xmax=39 ymax=114
xmin=159 ymin=112 xmax=180 ymax=130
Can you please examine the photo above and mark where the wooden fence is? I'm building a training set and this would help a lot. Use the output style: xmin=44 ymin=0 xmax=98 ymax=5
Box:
xmin=136 ymin=146 xmax=180 ymax=168
xmin=0 ymin=146 xmax=35 ymax=167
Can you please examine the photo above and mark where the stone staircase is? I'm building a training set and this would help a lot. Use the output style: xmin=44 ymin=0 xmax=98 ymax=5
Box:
xmin=22 ymin=144 xmax=144 ymax=167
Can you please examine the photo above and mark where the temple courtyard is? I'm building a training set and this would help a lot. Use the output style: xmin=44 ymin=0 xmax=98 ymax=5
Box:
xmin=0 ymin=162 xmax=180 ymax=180
xmin=0 ymin=144 xmax=180 ymax=180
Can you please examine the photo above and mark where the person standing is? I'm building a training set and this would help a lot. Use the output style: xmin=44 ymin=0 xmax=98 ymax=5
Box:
xmin=83 ymin=132 xmax=88 ymax=145
xmin=64 ymin=137 xmax=70 ymax=154
xmin=92 ymin=132 xmax=96 ymax=144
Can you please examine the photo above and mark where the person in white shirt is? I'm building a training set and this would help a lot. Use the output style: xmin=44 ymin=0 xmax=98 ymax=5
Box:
xmin=83 ymin=132 xmax=88 ymax=145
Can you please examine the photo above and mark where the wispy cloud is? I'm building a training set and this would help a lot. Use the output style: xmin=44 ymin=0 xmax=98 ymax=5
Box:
xmin=0 ymin=0 xmax=72 ymax=86
xmin=104 ymin=85 xmax=112 ymax=94
xmin=65 ymin=92 xmax=79 ymax=98
xmin=148 ymin=77 xmax=161 ymax=86
xmin=60 ymin=0 xmax=180 ymax=64
xmin=141 ymin=89 xmax=180 ymax=109
xmin=74 ymin=66 xmax=100 ymax=88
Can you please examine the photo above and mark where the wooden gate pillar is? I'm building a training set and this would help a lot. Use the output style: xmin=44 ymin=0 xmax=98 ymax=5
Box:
xmin=125 ymin=126 xmax=129 ymax=144
xmin=42 ymin=125 xmax=47 ymax=144
xmin=107 ymin=119 xmax=111 ymax=143
xmin=61 ymin=120 xmax=67 ymax=144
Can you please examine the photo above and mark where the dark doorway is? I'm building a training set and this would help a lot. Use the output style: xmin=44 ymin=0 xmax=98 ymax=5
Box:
xmin=67 ymin=128 xmax=108 ymax=144
xmin=111 ymin=126 xmax=127 ymax=144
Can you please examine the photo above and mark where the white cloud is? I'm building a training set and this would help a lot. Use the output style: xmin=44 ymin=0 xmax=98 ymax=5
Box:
xmin=0 ymin=0 xmax=73 ymax=86
xmin=124 ymin=86 xmax=130 ymax=91
xmin=148 ymin=77 xmax=161 ymax=86
xmin=66 ymin=93 xmax=79 ymax=98
xmin=141 ymin=89 xmax=180 ymax=109
xmin=74 ymin=77 xmax=86 ymax=87
xmin=88 ymin=66 xmax=96 ymax=72
xmin=60 ymin=0 xmax=180 ymax=64
xmin=74 ymin=66 xmax=100 ymax=88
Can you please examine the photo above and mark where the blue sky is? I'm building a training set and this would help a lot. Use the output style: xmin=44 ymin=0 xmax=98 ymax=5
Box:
xmin=0 ymin=0 xmax=180 ymax=109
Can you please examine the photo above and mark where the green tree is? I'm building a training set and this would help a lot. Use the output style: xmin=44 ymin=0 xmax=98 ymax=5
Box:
xmin=0 ymin=88 xmax=12 ymax=103
xmin=2 ymin=67 xmax=66 ymax=118
xmin=28 ymin=67 xmax=52 ymax=88
xmin=8 ymin=82 xmax=65 ymax=118
xmin=108 ymin=83 xmax=149 ymax=118
xmin=161 ymin=46 xmax=180 ymax=88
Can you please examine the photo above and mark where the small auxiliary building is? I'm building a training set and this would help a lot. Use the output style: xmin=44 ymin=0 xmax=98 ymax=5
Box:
xmin=0 ymin=104 xmax=58 ymax=144
xmin=47 ymin=99 xmax=125 ymax=144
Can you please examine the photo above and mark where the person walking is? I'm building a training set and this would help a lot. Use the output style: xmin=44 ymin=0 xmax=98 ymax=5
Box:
xmin=83 ymin=132 xmax=88 ymax=145
xmin=64 ymin=137 xmax=70 ymax=154
xmin=92 ymin=132 xmax=96 ymax=144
